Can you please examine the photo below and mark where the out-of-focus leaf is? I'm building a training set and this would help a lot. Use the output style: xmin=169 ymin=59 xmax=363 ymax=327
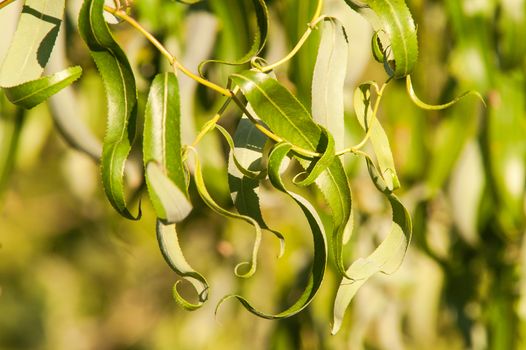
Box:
xmin=144 ymin=72 xmax=191 ymax=224
xmin=226 ymin=117 xmax=285 ymax=257
xmin=344 ymin=0 xmax=418 ymax=78
xmin=354 ymin=82 xmax=399 ymax=190
xmin=332 ymin=156 xmax=412 ymax=334
xmin=218 ymin=142 xmax=327 ymax=318
xmin=0 ymin=94 xmax=23 ymax=197
xmin=78 ymin=0 xmax=139 ymax=219
xmin=3 ymin=66 xmax=81 ymax=109
xmin=199 ymin=0 xmax=268 ymax=75
xmin=485 ymin=73 xmax=526 ymax=234
xmin=0 ymin=0 xmax=64 ymax=87
xmin=231 ymin=70 xmax=352 ymax=277
xmin=157 ymin=220 xmax=209 ymax=311
xmin=497 ymin=0 xmax=526 ymax=69
xmin=189 ymin=147 xmax=262 ymax=278
xmin=311 ymin=17 xmax=348 ymax=151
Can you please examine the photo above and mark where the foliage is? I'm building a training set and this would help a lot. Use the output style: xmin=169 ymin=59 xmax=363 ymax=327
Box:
xmin=0 ymin=0 xmax=524 ymax=349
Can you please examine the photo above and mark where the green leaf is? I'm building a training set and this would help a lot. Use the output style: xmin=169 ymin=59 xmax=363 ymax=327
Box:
xmin=226 ymin=116 xmax=285 ymax=257
xmin=344 ymin=0 xmax=418 ymax=78
xmin=189 ymin=147 xmax=262 ymax=278
xmin=157 ymin=220 xmax=209 ymax=311
xmin=217 ymin=142 xmax=327 ymax=319
xmin=4 ymin=66 xmax=82 ymax=109
xmin=0 ymin=0 xmax=64 ymax=87
xmin=332 ymin=156 xmax=412 ymax=334
xmin=78 ymin=0 xmax=139 ymax=219
xmin=311 ymin=17 xmax=348 ymax=150
xmin=354 ymin=82 xmax=400 ymax=190
xmin=198 ymin=0 xmax=268 ymax=75
xmin=144 ymin=72 xmax=192 ymax=223
xmin=231 ymin=70 xmax=353 ymax=278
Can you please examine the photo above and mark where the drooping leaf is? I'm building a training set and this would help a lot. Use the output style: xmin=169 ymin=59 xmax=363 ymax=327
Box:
xmin=0 ymin=0 xmax=64 ymax=87
xmin=225 ymin=116 xmax=285 ymax=257
xmin=199 ymin=0 xmax=268 ymax=75
xmin=354 ymin=82 xmax=400 ymax=191
xmin=218 ymin=142 xmax=327 ymax=319
xmin=311 ymin=17 xmax=348 ymax=151
xmin=4 ymin=66 xmax=82 ymax=109
xmin=231 ymin=70 xmax=353 ymax=277
xmin=332 ymin=156 xmax=412 ymax=334
xmin=188 ymin=147 xmax=262 ymax=278
xmin=144 ymin=72 xmax=192 ymax=224
xmin=157 ymin=220 xmax=209 ymax=311
xmin=78 ymin=0 xmax=139 ymax=219
xmin=344 ymin=0 xmax=418 ymax=78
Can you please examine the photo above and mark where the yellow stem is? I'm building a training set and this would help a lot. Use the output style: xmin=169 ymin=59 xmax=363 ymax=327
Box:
xmin=103 ymin=5 xmax=232 ymax=97
xmin=0 ymin=0 xmax=17 ymax=9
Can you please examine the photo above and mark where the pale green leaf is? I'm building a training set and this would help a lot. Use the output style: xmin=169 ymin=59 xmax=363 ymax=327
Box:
xmin=311 ymin=18 xmax=348 ymax=150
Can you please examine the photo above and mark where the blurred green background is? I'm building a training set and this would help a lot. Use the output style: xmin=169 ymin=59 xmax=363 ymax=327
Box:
xmin=1 ymin=0 xmax=525 ymax=349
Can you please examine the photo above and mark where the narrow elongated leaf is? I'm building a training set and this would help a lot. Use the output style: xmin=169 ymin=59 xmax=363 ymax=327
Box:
xmin=144 ymin=72 xmax=191 ymax=223
xmin=78 ymin=0 xmax=139 ymax=219
xmin=332 ymin=156 xmax=412 ymax=334
xmin=344 ymin=0 xmax=418 ymax=78
xmin=199 ymin=0 xmax=268 ymax=75
xmin=218 ymin=142 xmax=327 ymax=318
xmin=354 ymin=83 xmax=400 ymax=190
xmin=231 ymin=70 xmax=353 ymax=277
xmin=4 ymin=66 xmax=81 ymax=109
xmin=226 ymin=117 xmax=285 ymax=257
xmin=189 ymin=148 xmax=262 ymax=278
xmin=311 ymin=18 xmax=348 ymax=150
xmin=157 ymin=220 xmax=209 ymax=311
xmin=0 ymin=0 xmax=64 ymax=87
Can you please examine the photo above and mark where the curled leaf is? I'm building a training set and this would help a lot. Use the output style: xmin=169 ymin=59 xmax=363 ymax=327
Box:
xmin=406 ymin=74 xmax=485 ymax=110
xmin=231 ymin=70 xmax=353 ymax=278
xmin=332 ymin=156 xmax=412 ymax=334
xmin=217 ymin=142 xmax=327 ymax=319
xmin=157 ymin=220 xmax=209 ymax=310
xmin=188 ymin=147 xmax=262 ymax=278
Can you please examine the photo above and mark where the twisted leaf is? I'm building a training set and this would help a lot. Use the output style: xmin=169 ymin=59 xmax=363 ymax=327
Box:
xmin=231 ymin=70 xmax=353 ymax=277
xmin=332 ymin=156 xmax=412 ymax=334
xmin=225 ymin=117 xmax=285 ymax=257
xmin=344 ymin=0 xmax=418 ymax=78
xmin=189 ymin=147 xmax=262 ymax=278
xmin=78 ymin=0 xmax=139 ymax=219
xmin=218 ymin=142 xmax=327 ymax=318
xmin=354 ymin=82 xmax=400 ymax=190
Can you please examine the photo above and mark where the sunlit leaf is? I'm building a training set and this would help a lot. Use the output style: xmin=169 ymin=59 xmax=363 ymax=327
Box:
xmin=157 ymin=220 xmax=209 ymax=311
xmin=344 ymin=0 xmax=418 ymax=78
xmin=332 ymin=156 xmax=412 ymax=334
xmin=354 ymin=82 xmax=400 ymax=191
xmin=4 ymin=66 xmax=81 ymax=109
xmin=144 ymin=72 xmax=192 ymax=223
xmin=78 ymin=0 xmax=139 ymax=219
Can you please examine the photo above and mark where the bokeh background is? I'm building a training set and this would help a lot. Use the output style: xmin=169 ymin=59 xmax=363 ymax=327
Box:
xmin=1 ymin=0 xmax=525 ymax=349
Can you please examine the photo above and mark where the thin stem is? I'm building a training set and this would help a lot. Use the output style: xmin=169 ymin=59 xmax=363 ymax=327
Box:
xmin=103 ymin=5 xmax=232 ymax=97
xmin=254 ymin=1 xmax=327 ymax=73
xmin=0 ymin=0 xmax=17 ymax=9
